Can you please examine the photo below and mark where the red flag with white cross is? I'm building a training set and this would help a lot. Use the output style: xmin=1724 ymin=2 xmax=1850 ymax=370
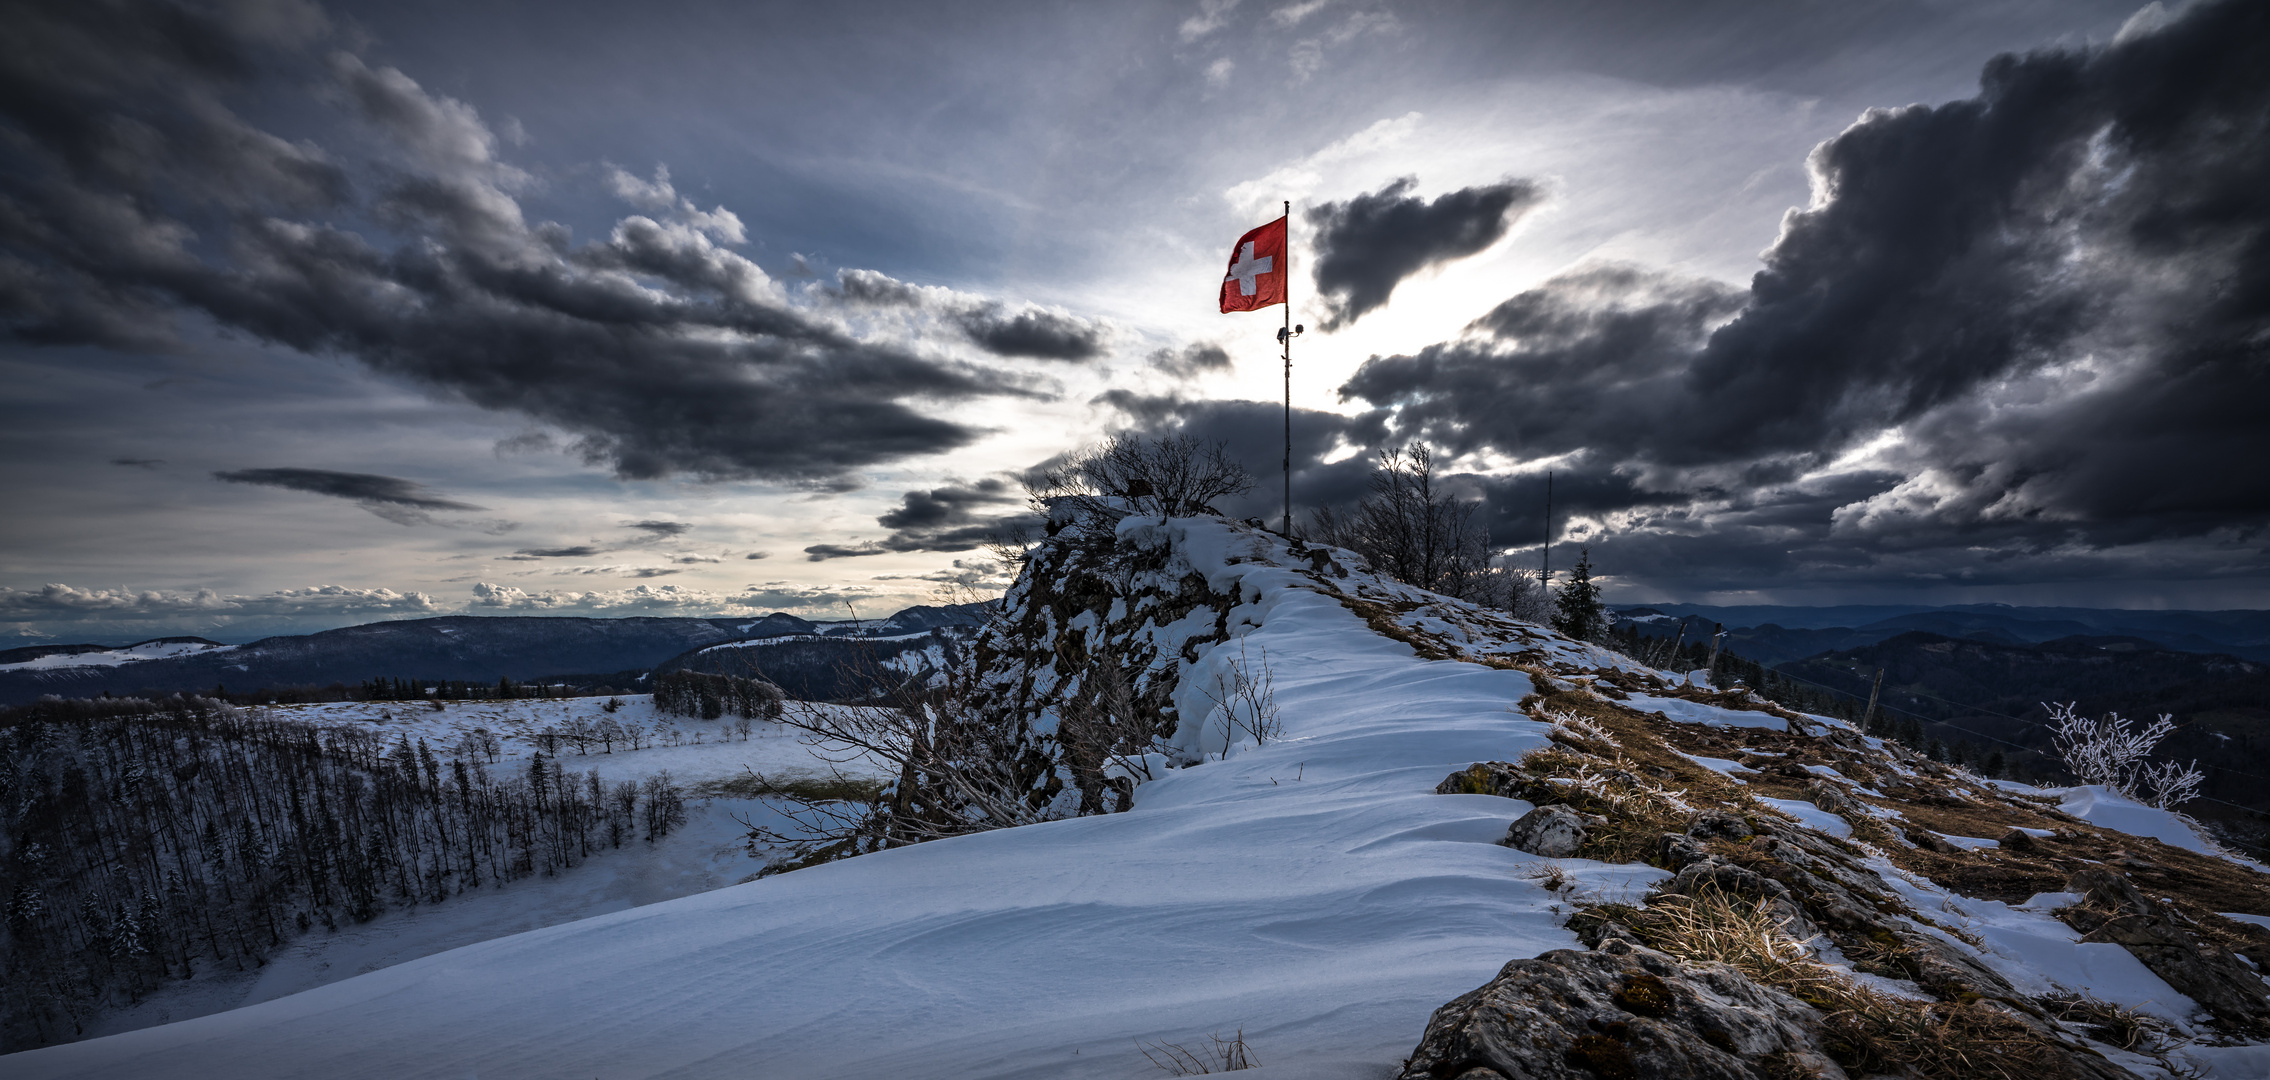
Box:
xmin=1219 ymin=215 xmax=1287 ymax=313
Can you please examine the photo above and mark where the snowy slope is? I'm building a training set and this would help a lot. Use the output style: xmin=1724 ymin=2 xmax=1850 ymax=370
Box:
xmin=9 ymin=516 xmax=2266 ymax=1078
xmin=7 ymin=523 xmax=1656 ymax=1078
xmin=264 ymin=695 xmax=896 ymax=787
xmin=0 ymin=639 xmax=232 ymax=671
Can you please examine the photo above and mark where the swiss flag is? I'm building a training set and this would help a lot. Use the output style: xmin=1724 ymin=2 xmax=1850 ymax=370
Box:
xmin=1219 ymin=215 xmax=1287 ymax=313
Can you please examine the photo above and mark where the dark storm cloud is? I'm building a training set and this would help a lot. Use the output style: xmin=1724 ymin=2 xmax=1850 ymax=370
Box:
xmin=952 ymin=306 xmax=1107 ymax=361
xmin=802 ymin=477 xmax=1036 ymax=560
xmin=1339 ymin=263 xmax=1748 ymax=466
xmin=1149 ymin=342 xmax=1232 ymax=379
xmin=1341 ymin=0 xmax=2270 ymax=561
xmin=0 ymin=1 xmax=1054 ymax=485
xmin=214 ymin=467 xmax=486 ymax=516
xmin=831 ymin=269 xmax=1106 ymax=361
xmin=512 ymin=545 xmax=602 ymax=558
xmin=109 ymin=457 xmax=164 ymax=468
xmin=1307 ymin=177 xmax=1542 ymax=331
xmin=624 ymin=520 xmax=692 ymax=537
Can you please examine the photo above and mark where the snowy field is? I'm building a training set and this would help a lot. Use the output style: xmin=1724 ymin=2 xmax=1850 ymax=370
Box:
xmin=73 ymin=796 xmax=799 ymax=1041
xmin=0 ymin=639 xmax=232 ymax=671
xmin=10 ymin=544 xmax=1654 ymax=1079
xmin=55 ymin=695 xmax=892 ymax=1044
xmin=266 ymin=694 xmax=896 ymax=787
xmin=8 ymin=518 xmax=2266 ymax=1078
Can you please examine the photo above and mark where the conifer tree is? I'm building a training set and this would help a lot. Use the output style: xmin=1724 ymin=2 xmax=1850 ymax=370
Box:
xmin=1550 ymin=548 xmax=1606 ymax=642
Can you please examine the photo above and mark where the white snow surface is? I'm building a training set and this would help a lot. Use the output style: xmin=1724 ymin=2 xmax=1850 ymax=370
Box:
xmin=1619 ymin=692 xmax=1788 ymax=731
xmin=0 ymin=639 xmax=233 ymax=670
xmin=8 ymin=518 xmax=1662 ymax=1080
xmin=2056 ymin=785 xmax=2225 ymax=857
xmin=264 ymin=695 xmax=895 ymax=786
xmin=74 ymin=797 xmax=795 ymax=1040
xmin=1869 ymin=858 xmax=2206 ymax=1027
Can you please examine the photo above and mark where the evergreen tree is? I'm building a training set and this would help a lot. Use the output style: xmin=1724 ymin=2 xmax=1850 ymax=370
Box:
xmin=1550 ymin=548 xmax=1606 ymax=642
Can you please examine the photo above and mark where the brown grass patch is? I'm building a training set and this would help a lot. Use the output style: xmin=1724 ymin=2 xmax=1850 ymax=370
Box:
xmin=1592 ymin=883 xmax=2076 ymax=1080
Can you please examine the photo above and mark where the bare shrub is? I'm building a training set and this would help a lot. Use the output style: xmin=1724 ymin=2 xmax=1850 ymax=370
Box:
xmin=2047 ymin=701 xmax=2203 ymax=808
xmin=1201 ymin=641 xmax=1280 ymax=755
xmin=1140 ymin=1028 xmax=1259 ymax=1074
xmin=1308 ymin=444 xmax=1503 ymax=602
xmin=1031 ymin=432 xmax=1254 ymax=521
xmin=740 ymin=684 xmax=1071 ymax=870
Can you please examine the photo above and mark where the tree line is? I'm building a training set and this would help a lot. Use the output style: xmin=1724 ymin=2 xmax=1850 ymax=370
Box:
xmin=651 ymin=670 xmax=785 ymax=721
xmin=0 ymin=694 xmax=685 ymax=1050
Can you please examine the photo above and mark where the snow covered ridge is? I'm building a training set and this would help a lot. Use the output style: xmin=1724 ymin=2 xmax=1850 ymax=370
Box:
xmin=9 ymin=513 xmax=2270 ymax=1078
xmin=0 ymin=637 xmax=231 ymax=671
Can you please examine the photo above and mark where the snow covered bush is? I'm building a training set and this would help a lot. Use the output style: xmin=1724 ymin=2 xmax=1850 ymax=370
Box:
xmin=2046 ymin=701 xmax=2204 ymax=809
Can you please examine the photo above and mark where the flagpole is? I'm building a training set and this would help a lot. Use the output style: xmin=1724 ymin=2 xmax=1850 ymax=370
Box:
xmin=1282 ymin=198 xmax=1292 ymax=538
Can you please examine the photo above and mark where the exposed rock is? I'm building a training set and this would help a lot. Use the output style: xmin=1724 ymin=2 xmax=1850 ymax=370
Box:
xmin=1670 ymin=857 xmax=1793 ymax=904
xmin=1438 ymin=761 xmax=1527 ymax=800
xmin=2060 ymin=869 xmax=2270 ymax=1031
xmin=1396 ymin=938 xmax=1851 ymax=1080
xmin=1688 ymin=812 xmax=1754 ymax=842
xmin=1903 ymin=828 xmax=1956 ymax=854
xmin=1505 ymin=805 xmax=1590 ymax=858
xmin=1658 ymin=832 xmax=1710 ymax=870
xmin=1803 ymin=780 xmax=1858 ymax=818
xmin=2000 ymin=828 xmax=2039 ymax=853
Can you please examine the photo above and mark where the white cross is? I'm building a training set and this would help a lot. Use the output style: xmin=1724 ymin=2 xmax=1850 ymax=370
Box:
xmin=1225 ymin=240 xmax=1273 ymax=296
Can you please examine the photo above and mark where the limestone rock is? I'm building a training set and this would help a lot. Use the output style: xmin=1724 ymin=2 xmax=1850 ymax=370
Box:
xmin=1658 ymin=832 xmax=1709 ymax=870
xmin=1505 ymin=804 xmax=1589 ymax=858
xmin=1438 ymin=761 xmax=1526 ymax=799
xmin=2061 ymin=869 xmax=2270 ymax=1031
xmin=1803 ymin=779 xmax=1857 ymax=817
xmin=1688 ymin=812 xmax=1753 ymax=842
xmin=1395 ymin=938 xmax=1850 ymax=1080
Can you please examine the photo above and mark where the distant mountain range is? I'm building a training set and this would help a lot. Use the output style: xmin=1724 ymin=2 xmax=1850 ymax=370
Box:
xmin=1615 ymin=603 xmax=2270 ymax=665
xmin=0 ymin=603 xmax=993 ymax=706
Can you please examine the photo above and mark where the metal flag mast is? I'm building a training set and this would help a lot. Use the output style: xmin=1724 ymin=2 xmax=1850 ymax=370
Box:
xmin=1275 ymin=199 xmax=1302 ymax=537
xmin=1282 ymin=199 xmax=1292 ymax=536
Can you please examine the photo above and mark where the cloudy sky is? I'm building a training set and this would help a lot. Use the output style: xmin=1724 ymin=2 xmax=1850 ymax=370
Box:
xmin=2 ymin=0 xmax=2264 ymax=643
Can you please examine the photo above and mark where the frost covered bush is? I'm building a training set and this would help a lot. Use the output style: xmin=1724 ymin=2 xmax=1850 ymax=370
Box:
xmin=2046 ymin=701 xmax=2203 ymax=808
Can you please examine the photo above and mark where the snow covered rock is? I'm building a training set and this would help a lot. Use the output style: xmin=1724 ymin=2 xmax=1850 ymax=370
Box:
xmin=1503 ymin=805 xmax=1589 ymax=858
xmin=1397 ymin=936 xmax=1850 ymax=1080
xmin=2060 ymin=869 xmax=2270 ymax=1032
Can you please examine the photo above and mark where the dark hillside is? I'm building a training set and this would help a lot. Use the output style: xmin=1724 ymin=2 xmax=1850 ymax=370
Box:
xmin=0 ymin=616 xmax=775 ymax=704
xmin=1777 ymin=631 xmax=2270 ymax=814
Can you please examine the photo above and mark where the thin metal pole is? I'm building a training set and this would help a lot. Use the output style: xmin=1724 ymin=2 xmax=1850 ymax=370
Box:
xmin=1282 ymin=199 xmax=1292 ymax=538
xmin=1540 ymin=470 xmax=1552 ymax=583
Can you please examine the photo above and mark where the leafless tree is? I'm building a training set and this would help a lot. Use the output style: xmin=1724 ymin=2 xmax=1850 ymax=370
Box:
xmin=1030 ymin=432 xmax=1255 ymax=521
xmin=741 ymin=678 xmax=1073 ymax=869
xmin=1308 ymin=445 xmax=1502 ymax=602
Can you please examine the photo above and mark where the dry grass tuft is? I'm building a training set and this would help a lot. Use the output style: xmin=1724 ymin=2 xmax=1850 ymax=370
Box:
xmin=1139 ymin=1028 xmax=1259 ymax=1074
xmin=1590 ymin=882 xmax=2075 ymax=1080
xmin=2040 ymin=994 xmax=2178 ymax=1053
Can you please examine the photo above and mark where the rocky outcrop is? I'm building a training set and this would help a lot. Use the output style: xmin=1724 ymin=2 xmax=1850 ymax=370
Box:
xmin=1397 ymin=937 xmax=1849 ymax=1080
xmin=1504 ymin=805 xmax=1590 ymax=858
xmin=2060 ymin=869 xmax=2270 ymax=1032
